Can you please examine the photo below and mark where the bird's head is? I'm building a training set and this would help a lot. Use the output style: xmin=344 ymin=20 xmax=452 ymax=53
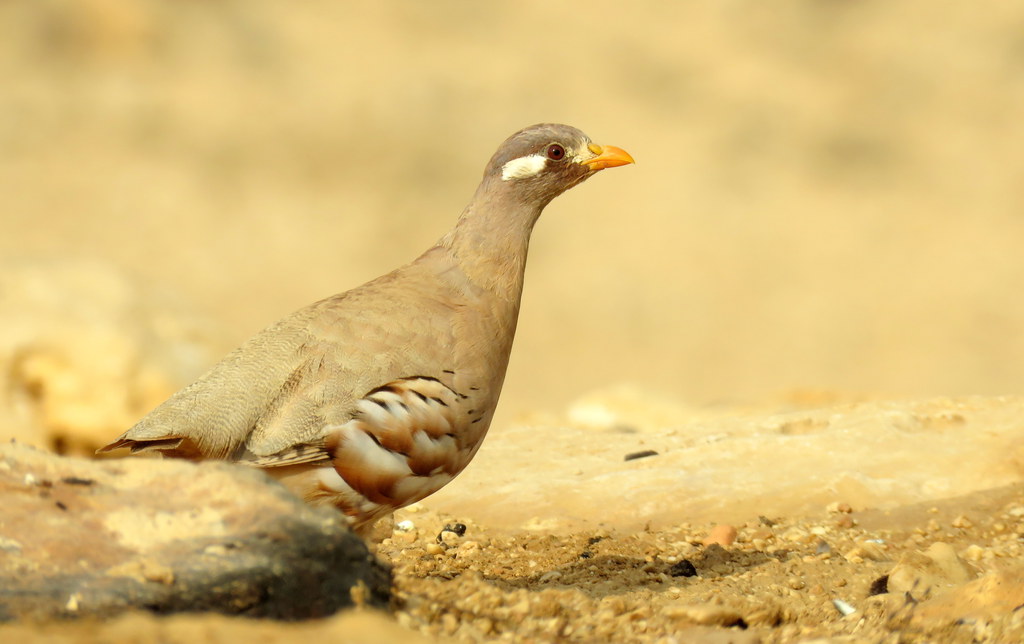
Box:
xmin=483 ymin=123 xmax=634 ymax=207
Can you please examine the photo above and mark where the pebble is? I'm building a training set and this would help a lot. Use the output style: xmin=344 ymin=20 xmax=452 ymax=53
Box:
xmin=538 ymin=570 xmax=562 ymax=583
xmin=868 ymin=574 xmax=889 ymax=596
xmin=835 ymin=515 xmax=855 ymax=529
xmin=826 ymin=502 xmax=853 ymax=514
xmin=459 ymin=540 xmax=481 ymax=553
xmin=440 ymin=531 xmax=462 ymax=546
xmin=663 ymin=603 xmax=745 ymax=627
xmin=962 ymin=544 xmax=986 ymax=562
xmin=425 ymin=543 xmax=445 ymax=556
xmin=951 ymin=514 xmax=973 ymax=529
xmin=887 ymin=542 xmax=977 ymax=598
xmin=832 ymin=599 xmax=856 ymax=616
xmin=668 ymin=559 xmax=698 ymax=577
xmin=702 ymin=524 xmax=738 ymax=547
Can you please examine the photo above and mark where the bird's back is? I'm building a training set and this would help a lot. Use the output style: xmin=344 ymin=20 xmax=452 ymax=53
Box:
xmin=104 ymin=247 xmax=516 ymax=464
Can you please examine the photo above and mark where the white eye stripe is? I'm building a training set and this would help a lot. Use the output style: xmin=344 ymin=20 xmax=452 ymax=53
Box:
xmin=501 ymin=154 xmax=547 ymax=181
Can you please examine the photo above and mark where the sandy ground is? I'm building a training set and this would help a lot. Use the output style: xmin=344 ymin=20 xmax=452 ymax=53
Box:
xmin=371 ymin=393 xmax=1024 ymax=642
xmin=3 ymin=392 xmax=1023 ymax=642
xmin=381 ymin=484 xmax=1024 ymax=642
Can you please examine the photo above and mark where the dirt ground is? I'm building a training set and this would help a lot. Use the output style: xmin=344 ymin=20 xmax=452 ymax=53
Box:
xmin=4 ymin=393 xmax=1023 ymax=643
xmin=3 ymin=477 xmax=1022 ymax=643
xmin=369 ymin=394 xmax=1024 ymax=643
xmin=381 ymin=485 xmax=1024 ymax=643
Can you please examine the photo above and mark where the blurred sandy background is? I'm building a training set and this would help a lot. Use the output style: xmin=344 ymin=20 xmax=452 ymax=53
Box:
xmin=3 ymin=0 xmax=1024 ymax=436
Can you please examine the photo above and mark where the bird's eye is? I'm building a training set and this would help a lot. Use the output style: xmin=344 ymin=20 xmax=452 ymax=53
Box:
xmin=546 ymin=144 xmax=566 ymax=161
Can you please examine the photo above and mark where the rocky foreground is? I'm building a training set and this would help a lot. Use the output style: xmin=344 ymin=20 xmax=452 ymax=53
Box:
xmin=2 ymin=391 xmax=1023 ymax=642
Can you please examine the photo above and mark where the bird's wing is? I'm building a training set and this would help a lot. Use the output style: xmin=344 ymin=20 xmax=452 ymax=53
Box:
xmin=97 ymin=309 xmax=325 ymax=459
xmin=238 ymin=272 xmax=468 ymax=458
xmin=246 ymin=375 xmax=477 ymax=508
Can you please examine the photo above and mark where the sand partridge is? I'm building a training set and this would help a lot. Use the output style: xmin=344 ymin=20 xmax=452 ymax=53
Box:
xmin=100 ymin=123 xmax=633 ymax=534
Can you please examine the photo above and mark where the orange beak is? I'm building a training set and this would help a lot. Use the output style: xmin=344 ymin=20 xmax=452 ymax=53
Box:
xmin=581 ymin=143 xmax=635 ymax=171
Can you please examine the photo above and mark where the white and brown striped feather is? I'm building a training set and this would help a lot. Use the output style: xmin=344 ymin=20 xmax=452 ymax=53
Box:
xmin=261 ymin=376 xmax=485 ymax=531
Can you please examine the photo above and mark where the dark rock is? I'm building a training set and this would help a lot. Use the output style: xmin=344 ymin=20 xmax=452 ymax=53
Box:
xmin=623 ymin=450 xmax=659 ymax=462
xmin=869 ymin=574 xmax=889 ymax=596
xmin=669 ymin=559 xmax=698 ymax=577
xmin=436 ymin=523 xmax=467 ymax=543
xmin=0 ymin=443 xmax=389 ymax=621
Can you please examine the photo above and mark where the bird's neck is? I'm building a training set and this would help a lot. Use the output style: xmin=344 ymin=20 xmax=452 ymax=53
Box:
xmin=437 ymin=180 xmax=545 ymax=304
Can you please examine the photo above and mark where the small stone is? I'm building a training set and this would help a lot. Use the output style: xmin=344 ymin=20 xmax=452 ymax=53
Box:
xmin=437 ymin=523 xmax=467 ymax=541
xmin=474 ymin=617 xmax=494 ymax=635
xmin=425 ymin=543 xmax=445 ymax=556
xmin=106 ymin=559 xmax=176 ymax=585
xmin=787 ymin=577 xmax=805 ymax=590
xmin=868 ymin=575 xmax=889 ymax=596
xmin=663 ymin=603 xmax=745 ymax=627
xmin=702 ymin=524 xmax=738 ymax=547
xmin=395 ymin=520 xmax=416 ymax=532
xmin=832 ymin=599 xmax=856 ymax=616
xmin=668 ymin=560 xmax=698 ymax=577
xmin=441 ymin=612 xmax=459 ymax=635
xmin=855 ymin=541 xmax=887 ymax=561
xmin=888 ymin=542 xmax=978 ymax=599
xmin=538 ymin=570 xmax=562 ymax=583
xmin=826 ymin=502 xmax=853 ymax=514
xmin=624 ymin=449 xmax=659 ymax=461
xmin=951 ymin=515 xmax=973 ymax=529
xmin=439 ymin=531 xmax=462 ymax=546
xmin=962 ymin=544 xmax=986 ymax=562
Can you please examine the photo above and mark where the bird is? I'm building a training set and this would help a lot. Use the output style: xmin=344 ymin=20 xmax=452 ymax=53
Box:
xmin=99 ymin=123 xmax=634 ymax=535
